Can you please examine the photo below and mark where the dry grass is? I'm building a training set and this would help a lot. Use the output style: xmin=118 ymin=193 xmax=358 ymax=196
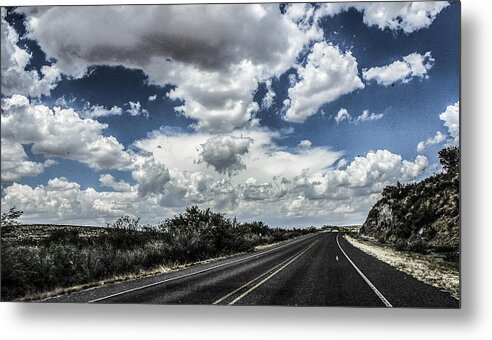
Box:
xmin=21 ymin=252 xmax=248 ymax=302
xmin=25 ymin=233 xmax=319 ymax=302
xmin=345 ymin=236 xmax=460 ymax=299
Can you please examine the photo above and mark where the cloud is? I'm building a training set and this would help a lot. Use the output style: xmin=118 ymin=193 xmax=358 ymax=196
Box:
xmin=292 ymin=150 xmax=428 ymax=201
xmin=130 ymin=129 xmax=427 ymax=219
xmin=54 ymin=95 xmax=77 ymax=108
xmin=298 ymin=140 xmax=312 ymax=148
xmin=99 ymin=174 xmax=132 ymax=192
xmin=284 ymin=41 xmax=364 ymax=123
xmin=1 ymin=95 xmax=132 ymax=170
xmin=126 ymin=101 xmax=149 ymax=118
xmin=157 ymin=169 xmax=215 ymax=208
xmin=335 ymin=108 xmax=351 ymax=124
xmin=199 ymin=135 xmax=253 ymax=176
xmin=354 ymin=110 xmax=384 ymax=124
xmin=165 ymin=61 xmax=262 ymax=132
xmin=317 ymin=2 xmax=449 ymax=34
xmin=417 ymin=131 xmax=446 ymax=153
xmin=363 ymin=52 xmax=434 ymax=86
xmin=337 ymin=158 xmax=348 ymax=169
xmin=81 ymin=104 xmax=123 ymax=118
xmin=242 ymin=177 xmax=289 ymax=201
xmin=1 ymin=178 xmax=141 ymax=223
xmin=357 ymin=2 xmax=449 ymax=34
xmin=1 ymin=139 xmax=55 ymax=182
xmin=131 ymin=155 xmax=171 ymax=197
xmin=134 ymin=127 xmax=342 ymax=184
xmin=20 ymin=4 xmax=322 ymax=132
xmin=335 ymin=108 xmax=384 ymax=124
xmin=439 ymin=102 xmax=459 ymax=145
xmin=261 ymin=80 xmax=276 ymax=109
xmin=1 ymin=143 xmax=429 ymax=227
xmin=148 ymin=94 xmax=157 ymax=101
xmin=1 ymin=8 xmax=60 ymax=97
xmin=131 ymin=151 xmax=240 ymax=210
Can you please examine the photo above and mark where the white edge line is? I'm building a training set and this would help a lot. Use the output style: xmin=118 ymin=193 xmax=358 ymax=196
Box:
xmin=88 ymin=233 xmax=321 ymax=303
xmin=336 ymin=234 xmax=393 ymax=308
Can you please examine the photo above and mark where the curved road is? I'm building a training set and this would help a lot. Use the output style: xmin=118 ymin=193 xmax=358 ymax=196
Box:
xmin=47 ymin=232 xmax=459 ymax=307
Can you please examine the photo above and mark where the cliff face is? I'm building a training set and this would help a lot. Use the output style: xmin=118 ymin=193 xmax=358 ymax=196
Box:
xmin=359 ymin=148 xmax=459 ymax=252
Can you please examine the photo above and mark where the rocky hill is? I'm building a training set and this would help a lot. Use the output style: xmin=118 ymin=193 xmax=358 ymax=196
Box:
xmin=359 ymin=147 xmax=459 ymax=254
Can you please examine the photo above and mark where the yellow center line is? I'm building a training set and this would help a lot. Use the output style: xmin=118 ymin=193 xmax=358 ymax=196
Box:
xmin=226 ymin=240 xmax=318 ymax=305
xmin=212 ymin=241 xmax=317 ymax=305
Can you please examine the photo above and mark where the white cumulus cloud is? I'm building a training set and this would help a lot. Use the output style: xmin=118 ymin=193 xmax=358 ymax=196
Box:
xmin=298 ymin=140 xmax=313 ymax=148
xmin=126 ymin=101 xmax=149 ymax=118
xmin=357 ymin=2 xmax=449 ymax=34
xmin=81 ymin=104 xmax=123 ymax=119
xmin=199 ymin=135 xmax=253 ymax=176
xmin=99 ymin=174 xmax=133 ymax=192
xmin=132 ymin=155 xmax=171 ymax=198
xmin=354 ymin=110 xmax=385 ymax=124
xmin=284 ymin=41 xmax=364 ymax=123
xmin=261 ymin=79 xmax=276 ymax=109
xmin=335 ymin=108 xmax=351 ymax=124
xmin=1 ymin=95 xmax=132 ymax=170
xmin=317 ymin=2 xmax=449 ymax=34
xmin=1 ymin=139 xmax=55 ymax=182
xmin=439 ymin=101 xmax=459 ymax=145
xmin=19 ymin=4 xmax=322 ymax=132
xmin=417 ymin=131 xmax=446 ymax=153
xmin=1 ymin=9 xmax=60 ymax=97
xmin=363 ymin=52 xmax=434 ymax=86
xmin=335 ymin=108 xmax=384 ymax=124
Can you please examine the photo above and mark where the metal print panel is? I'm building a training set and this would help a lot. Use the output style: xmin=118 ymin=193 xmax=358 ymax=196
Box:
xmin=0 ymin=1 xmax=460 ymax=308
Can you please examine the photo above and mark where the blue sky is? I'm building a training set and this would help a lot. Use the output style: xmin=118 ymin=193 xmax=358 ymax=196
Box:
xmin=1 ymin=2 xmax=460 ymax=227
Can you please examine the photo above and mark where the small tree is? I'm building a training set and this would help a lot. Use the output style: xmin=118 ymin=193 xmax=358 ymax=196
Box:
xmin=439 ymin=146 xmax=459 ymax=173
xmin=109 ymin=215 xmax=141 ymax=230
xmin=1 ymin=207 xmax=23 ymax=227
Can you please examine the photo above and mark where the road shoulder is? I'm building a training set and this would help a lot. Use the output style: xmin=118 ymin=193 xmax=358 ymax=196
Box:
xmin=345 ymin=235 xmax=459 ymax=299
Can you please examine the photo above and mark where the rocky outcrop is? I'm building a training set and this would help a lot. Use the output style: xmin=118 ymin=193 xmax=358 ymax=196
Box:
xmin=359 ymin=147 xmax=459 ymax=253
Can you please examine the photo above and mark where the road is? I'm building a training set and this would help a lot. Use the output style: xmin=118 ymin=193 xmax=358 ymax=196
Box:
xmin=47 ymin=232 xmax=459 ymax=307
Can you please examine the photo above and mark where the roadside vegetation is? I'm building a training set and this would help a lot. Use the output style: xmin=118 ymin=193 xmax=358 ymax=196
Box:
xmin=1 ymin=206 xmax=317 ymax=301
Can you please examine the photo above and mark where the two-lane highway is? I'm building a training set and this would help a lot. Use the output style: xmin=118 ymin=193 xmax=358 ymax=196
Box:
xmin=47 ymin=232 xmax=459 ymax=307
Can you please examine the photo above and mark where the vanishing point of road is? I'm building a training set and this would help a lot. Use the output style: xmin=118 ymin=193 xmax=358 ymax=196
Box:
xmin=46 ymin=232 xmax=459 ymax=307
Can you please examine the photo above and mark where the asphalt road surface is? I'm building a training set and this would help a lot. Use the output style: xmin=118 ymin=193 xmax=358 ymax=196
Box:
xmin=47 ymin=232 xmax=459 ymax=307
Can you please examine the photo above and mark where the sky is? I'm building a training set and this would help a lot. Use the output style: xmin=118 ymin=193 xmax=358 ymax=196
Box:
xmin=0 ymin=2 xmax=460 ymax=227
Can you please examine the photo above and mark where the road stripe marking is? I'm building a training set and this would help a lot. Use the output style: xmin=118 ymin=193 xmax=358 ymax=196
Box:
xmin=213 ymin=240 xmax=318 ymax=305
xmin=227 ymin=240 xmax=318 ymax=305
xmin=88 ymin=233 xmax=321 ymax=303
xmin=336 ymin=234 xmax=393 ymax=308
xmin=212 ymin=248 xmax=305 ymax=304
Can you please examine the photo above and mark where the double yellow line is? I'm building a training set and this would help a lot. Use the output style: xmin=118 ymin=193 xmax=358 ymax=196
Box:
xmin=213 ymin=240 xmax=318 ymax=305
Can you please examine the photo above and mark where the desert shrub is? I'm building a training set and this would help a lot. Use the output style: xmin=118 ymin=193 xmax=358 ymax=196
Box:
xmin=395 ymin=240 xmax=407 ymax=251
xmin=406 ymin=240 xmax=427 ymax=254
xmin=45 ymin=228 xmax=81 ymax=246
xmin=1 ymin=207 xmax=23 ymax=227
